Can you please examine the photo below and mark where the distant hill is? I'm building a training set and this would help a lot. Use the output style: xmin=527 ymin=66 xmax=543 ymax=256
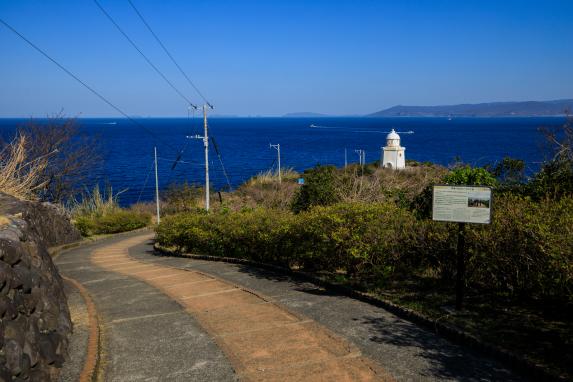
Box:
xmin=283 ymin=112 xmax=329 ymax=118
xmin=368 ymin=99 xmax=573 ymax=117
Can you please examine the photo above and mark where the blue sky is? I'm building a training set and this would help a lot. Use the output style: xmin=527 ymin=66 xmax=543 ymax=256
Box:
xmin=1 ymin=0 xmax=572 ymax=117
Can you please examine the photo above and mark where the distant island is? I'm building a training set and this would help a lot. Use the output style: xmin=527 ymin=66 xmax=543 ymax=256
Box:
xmin=282 ymin=112 xmax=329 ymax=118
xmin=368 ymin=99 xmax=573 ymax=117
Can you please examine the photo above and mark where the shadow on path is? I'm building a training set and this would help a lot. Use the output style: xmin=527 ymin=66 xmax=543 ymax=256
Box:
xmin=144 ymin=245 xmax=523 ymax=381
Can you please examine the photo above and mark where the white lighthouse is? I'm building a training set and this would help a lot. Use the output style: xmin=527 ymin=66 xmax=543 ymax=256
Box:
xmin=381 ymin=129 xmax=406 ymax=170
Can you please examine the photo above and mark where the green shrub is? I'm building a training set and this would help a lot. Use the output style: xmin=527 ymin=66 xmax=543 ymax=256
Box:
xmin=156 ymin=196 xmax=573 ymax=302
xmin=291 ymin=203 xmax=419 ymax=277
xmin=465 ymin=194 xmax=573 ymax=298
xmin=93 ymin=210 xmax=150 ymax=234
xmin=291 ymin=165 xmax=339 ymax=212
xmin=411 ymin=165 xmax=498 ymax=219
xmin=75 ymin=210 xmax=151 ymax=236
xmin=156 ymin=208 xmax=296 ymax=266
xmin=443 ymin=165 xmax=497 ymax=186
xmin=70 ymin=185 xmax=151 ymax=236
xmin=157 ymin=202 xmax=421 ymax=280
xmin=529 ymin=158 xmax=573 ymax=200
xmin=416 ymin=193 xmax=573 ymax=299
xmin=74 ymin=215 xmax=96 ymax=237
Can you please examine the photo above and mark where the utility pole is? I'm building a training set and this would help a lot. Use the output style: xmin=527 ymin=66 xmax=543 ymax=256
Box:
xmin=154 ymin=146 xmax=160 ymax=224
xmin=203 ymin=105 xmax=209 ymax=211
xmin=270 ymin=143 xmax=281 ymax=184
xmin=344 ymin=148 xmax=347 ymax=169
xmin=186 ymin=104 xmax=212 ymax=211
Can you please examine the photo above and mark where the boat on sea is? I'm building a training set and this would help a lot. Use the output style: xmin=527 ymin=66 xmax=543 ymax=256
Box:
xmin=310 ymin=124 xmax=317 ymax=128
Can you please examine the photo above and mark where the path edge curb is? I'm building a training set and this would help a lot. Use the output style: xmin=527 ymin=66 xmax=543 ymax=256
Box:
xmin=62 ymin=276 xmax=102 ymax=382
xmin=154 ymin=243 xmax=564 ymax=382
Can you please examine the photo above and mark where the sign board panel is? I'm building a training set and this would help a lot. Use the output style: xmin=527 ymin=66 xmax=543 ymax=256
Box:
xmin=432 ymin=185 xmax=492 ymax=224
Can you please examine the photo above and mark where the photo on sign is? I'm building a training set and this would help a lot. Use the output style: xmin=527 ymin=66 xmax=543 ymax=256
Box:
xmin=468 ymin=197 xmax=490 ymax=208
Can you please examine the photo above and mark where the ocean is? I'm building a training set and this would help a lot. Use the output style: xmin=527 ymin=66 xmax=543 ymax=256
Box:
xmin=0 ymin=116 xmax=566 ymax=206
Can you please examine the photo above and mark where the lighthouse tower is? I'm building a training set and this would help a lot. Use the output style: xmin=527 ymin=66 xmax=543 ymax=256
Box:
xmin=381 ymin=129 xmax=406 ymax=170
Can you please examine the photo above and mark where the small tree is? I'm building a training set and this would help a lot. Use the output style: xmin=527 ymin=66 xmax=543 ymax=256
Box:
xmin=486 ymin=156 xmax=526 ymax=184
xmin=291 ymin=165 xmax=339 ymax=213
xmin=17 ymin=114 xmax=101 ymax=202
xmin=531 ymin=116 xmax=573 ymax=199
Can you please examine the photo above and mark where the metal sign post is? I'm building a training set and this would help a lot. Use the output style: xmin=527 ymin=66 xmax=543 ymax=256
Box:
xmin=432 ymin=185 xmax=493 ymax=310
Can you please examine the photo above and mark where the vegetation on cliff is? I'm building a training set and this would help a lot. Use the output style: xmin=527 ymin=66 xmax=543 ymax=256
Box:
xmin=155 ymin=117 xmax=573 ymax=379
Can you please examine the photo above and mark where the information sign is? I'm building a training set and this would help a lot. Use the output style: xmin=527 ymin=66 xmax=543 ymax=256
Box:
xmin=432 ymin=185 xmax=492 ymax=224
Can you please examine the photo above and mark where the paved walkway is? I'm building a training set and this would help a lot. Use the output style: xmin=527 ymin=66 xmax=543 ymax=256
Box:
xmin=56 ymin=234 xmax=236 ymax=382
xmin=56 ymin=231 xmax=524 ymax=381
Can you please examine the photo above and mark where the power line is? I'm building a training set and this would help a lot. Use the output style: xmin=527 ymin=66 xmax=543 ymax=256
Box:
xmin=93 ymin=0 xmax=198 ymax=109
xmin=127 ymin=0 xmax=212 ymax=107
xmin=0 ymin=18 xmax=176 ymax=151
xmin=210 ymin=137 xmax=232 ymax=190
xmin=135 ymin=159 xmax=155 ymax=203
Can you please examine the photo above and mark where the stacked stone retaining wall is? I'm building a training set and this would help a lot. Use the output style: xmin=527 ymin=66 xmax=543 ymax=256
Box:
xmin=0 ymin=193 xmax=80 ymax=381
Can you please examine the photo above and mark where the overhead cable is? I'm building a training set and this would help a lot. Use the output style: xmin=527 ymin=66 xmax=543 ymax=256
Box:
xmin=210 ymin=137 xmax=232 ymax=190
xmin=93 ymin=0 xmax=198 ymax=109
xmin=135 ymin=159 xmax=155 ymax=203
xmin=0 ymin=18 xmax=175 ymax=150
xmin=127 ymin=0 xmax=212 ymax=107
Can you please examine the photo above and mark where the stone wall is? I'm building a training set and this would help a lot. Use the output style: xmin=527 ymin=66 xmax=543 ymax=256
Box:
xmin=0 ymin=193 xmax=81 ymax=381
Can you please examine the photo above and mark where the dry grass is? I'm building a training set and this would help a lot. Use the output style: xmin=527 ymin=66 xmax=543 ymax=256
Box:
xmin=337 ymin=163 xmax=447 ymax=204
xmin=161 ymin=163 xmax=446 ymax=213
xmin=0 ymin=134 xmax=49 ymax=200
xmin=68 ymin=186 xmax=124 ymax=218
xmin=225 ymin=168 xmax=299 ymax=210
xmin=244 ymin=168 xmax=299 ymax=186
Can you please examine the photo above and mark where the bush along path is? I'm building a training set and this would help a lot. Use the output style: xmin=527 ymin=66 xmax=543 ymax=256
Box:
xmin=57 ymin=230 xmax=523 ymax=381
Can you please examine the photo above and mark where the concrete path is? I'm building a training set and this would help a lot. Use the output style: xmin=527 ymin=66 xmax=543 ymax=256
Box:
xmin=56 ymin=231 xmax=525 ymax=381
xmin=55 ymin=233 xmax=237 ymax=382
xmin=90 ymin=234 xmax=390 ymax=382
